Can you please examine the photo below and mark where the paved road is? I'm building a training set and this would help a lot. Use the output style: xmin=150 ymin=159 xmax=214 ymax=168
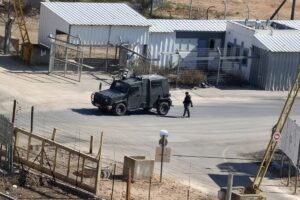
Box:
xmin=12 ymin=99 xmax=300 ymax=199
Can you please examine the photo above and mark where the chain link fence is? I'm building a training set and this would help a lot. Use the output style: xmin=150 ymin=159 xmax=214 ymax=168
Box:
xmin=0 ymin=114 xmax=14 ymax=174
xmin=49 ymin=35 xmax=83 ymax=82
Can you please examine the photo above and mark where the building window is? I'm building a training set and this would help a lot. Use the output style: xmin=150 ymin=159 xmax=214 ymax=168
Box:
xmin=209 ymin=39 xmax=215 ymax=50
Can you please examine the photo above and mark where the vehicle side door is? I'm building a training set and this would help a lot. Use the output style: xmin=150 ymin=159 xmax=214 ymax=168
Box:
xmin=127 ymin=84 xmax=142 ymax=109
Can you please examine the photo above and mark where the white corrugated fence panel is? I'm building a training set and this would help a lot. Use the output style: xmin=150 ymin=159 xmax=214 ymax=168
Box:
xmin=70 ymin=26 xmax=149 ymax=46
xmin=149 ymin=32 xmax=176 ymax=68
xmin=39 ymin=3 xmax=69 ymax=46
xmin=110 ymin=26 xmax=149 ymax=45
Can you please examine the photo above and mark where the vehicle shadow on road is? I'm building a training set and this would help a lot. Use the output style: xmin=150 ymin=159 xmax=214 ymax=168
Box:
xmin=71 ymin=108 xmax=159 ymax=116
xmin=157 ymin=115 xmax=183 ymax=118
xmin=71 ymin=108 xmax=113 ymax=116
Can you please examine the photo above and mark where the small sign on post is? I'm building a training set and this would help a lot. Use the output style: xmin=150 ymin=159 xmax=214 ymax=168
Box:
xmin=273 ymin=132 xmax=281 ymax=142
xmin=155 ymin=147 xmax=171 ymax=162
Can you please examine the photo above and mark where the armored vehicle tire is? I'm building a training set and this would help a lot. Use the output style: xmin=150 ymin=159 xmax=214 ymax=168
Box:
xmin=113 ymin=103 xmax=127 ymax=116
xmin=157 ymin=102 xmax=170 ymax=115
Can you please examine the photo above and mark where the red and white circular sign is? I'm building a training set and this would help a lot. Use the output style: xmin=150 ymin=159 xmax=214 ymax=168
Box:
xmin=273 ymin=132 xmax=281 ymax=142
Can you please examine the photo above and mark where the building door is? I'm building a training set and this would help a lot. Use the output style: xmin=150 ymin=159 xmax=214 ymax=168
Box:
xmin=197 ymin=39 xmax=208 ymax=69
xmin=208 ymin=38 xmax=222 ymax=70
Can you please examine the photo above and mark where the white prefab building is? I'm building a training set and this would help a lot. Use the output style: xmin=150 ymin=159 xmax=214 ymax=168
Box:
xmin=39 ymin=2 xmax=150 ymax=47
xmin=148 ymin=20 xmax=227 ymax=68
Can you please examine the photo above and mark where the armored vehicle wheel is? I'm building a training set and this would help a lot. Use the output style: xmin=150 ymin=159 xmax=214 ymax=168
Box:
xmin=113 ymin=103 xmax=127 ymax=116
xmin=157 ymin=102 xmax=170 ymax=115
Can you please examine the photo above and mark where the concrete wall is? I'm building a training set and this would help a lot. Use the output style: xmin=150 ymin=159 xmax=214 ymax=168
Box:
xmin=123 ymin=156 xmax=154 ymax=181
xmin=224 ymin=22 xmax=256 ymax=80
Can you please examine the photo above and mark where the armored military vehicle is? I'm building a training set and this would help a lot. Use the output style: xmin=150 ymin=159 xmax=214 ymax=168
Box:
xmin=91 ymin=75 xmax=172 ymax=116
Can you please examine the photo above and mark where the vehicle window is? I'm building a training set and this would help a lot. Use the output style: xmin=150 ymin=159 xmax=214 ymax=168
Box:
xmin=151 ymin=81 xmax=162 ymax=88
xmin=110 ymin=81 xmax=129 ymax=93
xmin=130 ymin=87 xmax=139 ymax=95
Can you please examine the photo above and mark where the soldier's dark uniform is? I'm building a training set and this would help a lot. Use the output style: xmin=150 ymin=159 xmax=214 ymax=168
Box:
xmin=183 ymin=92 xmax=193 ymax=118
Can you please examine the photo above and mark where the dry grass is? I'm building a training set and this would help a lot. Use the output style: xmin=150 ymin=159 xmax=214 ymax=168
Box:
xmin=155 ymin=0 xmax=300 ymax=19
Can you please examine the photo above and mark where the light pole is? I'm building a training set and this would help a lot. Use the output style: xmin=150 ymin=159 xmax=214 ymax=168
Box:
xmin=246 ymin=4 xmax=250 ymax=20
xmin=223 ymin=0 xmax=227 ymax=19
xmin=206 ymin=6 xmax=216 ymax=20
xmin=189 ymin=0 xmax=193 ymax=19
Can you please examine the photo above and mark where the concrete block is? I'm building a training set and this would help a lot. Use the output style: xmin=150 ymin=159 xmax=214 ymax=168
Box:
xmin=123 ymin=156 xmax=154 ymax=181
xmin=218 ymin=187 xmax=265 ymax=200
xmin=29 ymin=44 xmax=50 ymax=65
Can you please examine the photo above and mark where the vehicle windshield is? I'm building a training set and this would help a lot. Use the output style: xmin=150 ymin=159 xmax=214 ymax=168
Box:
xmin=110 ymin=81 xmax=129 ymax=93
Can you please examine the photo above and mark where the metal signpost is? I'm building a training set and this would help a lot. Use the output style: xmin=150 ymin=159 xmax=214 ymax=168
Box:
xmin=159 ymin=130 xmax=168 ymax=182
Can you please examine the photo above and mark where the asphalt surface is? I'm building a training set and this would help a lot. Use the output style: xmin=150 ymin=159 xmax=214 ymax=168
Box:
xmin=12 ymin=99 xmax=300 ymax=199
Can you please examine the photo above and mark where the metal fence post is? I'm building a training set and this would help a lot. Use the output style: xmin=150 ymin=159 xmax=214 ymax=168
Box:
xmin=12 ymin=100 xmax=16 ymax=126
xmin=225 ymin=173 xmax=233 ymax=200
xmin=288 ymin=160 xmax=291 ymax=186
xmin=216 ymin=47 xmax=222 ymax=86
xmin=126 ymin=167 xmax=131 ymax=200
xmin=48 ymin=39 xmax=55 ymax=74
xmin=294 ymin=167 xmax=298 ymax=194
xmin=30 ymin=106 xmax=34 ymax=133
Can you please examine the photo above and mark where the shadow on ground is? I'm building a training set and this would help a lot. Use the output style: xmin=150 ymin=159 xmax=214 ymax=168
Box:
xmin=209 ymin=174 xmax=252 ymax=188
xmin=209 ymin=162 xmax=274 ymax=188
xmin=71 ymin=107 xmax=181 ymax=118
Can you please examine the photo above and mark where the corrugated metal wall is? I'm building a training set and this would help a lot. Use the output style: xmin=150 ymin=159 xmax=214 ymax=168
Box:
xmin=249 ymin=46 xmax=269 ymax=89
xmin=70 ymin=26 xmax=149 ymax=46
xmin=38 ymin=4 xmax=70 ymax=47
xmin=266 ymin=52 xmax=300 ymax=91
xmin=250 ymin=46 xmax=300 ymax=90
xmin=149 ymin=32 xmax=176 ymax=68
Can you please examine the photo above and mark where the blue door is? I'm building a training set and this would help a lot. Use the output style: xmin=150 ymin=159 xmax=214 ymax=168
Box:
xmin=198 ymin=40 xmax=208 ymax=69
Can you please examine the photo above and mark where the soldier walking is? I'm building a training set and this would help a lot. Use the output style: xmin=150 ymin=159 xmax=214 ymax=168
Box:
xmin=183 ymin=92 xmax=193 ymax=118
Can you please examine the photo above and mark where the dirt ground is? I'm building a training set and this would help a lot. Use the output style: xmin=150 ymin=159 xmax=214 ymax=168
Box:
xmin=0 ymin=163 xmax=213 ymax=200
xmin=158 ymin=0 xmax=300 ymax=19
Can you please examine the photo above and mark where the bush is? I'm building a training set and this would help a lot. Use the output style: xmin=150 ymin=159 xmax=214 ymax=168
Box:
xmin=159 ymin=1 xmax=173 ymax=10
xmin=177 ymin=70 xmax=206 ymax=87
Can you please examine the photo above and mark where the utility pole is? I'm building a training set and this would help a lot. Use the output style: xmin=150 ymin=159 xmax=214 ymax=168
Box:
xmin=188 ymin=0 xmax=192 ymax=19
xmin=291 ymin=0 xmax=297 ymax=20
xmin=223 ymin=0 xmax=227 ymax=19
xmin=150 ymin=0 xmax=154 ymax=17
xmin=4 ymin=1 xmax=14 ymax=55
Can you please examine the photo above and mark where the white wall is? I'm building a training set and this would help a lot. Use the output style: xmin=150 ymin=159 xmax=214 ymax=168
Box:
xmin=38 ymin=4 xmax=70 ymax=47
xmin=224 ymin=22 xmax=256 ymax=80
xmin=70 ymin=25 xmax=149 ymax=46
xmin=149 ymin=32 xmax=176 ymax=68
